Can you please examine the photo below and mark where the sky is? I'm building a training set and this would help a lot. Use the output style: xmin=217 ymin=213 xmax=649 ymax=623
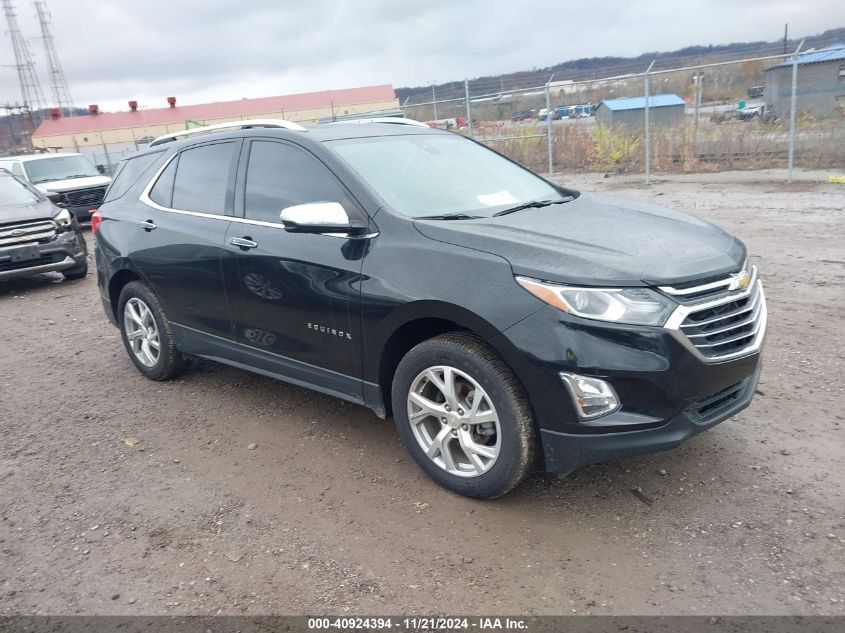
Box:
xmin=1 ymin=0 xmax=843 ymax=113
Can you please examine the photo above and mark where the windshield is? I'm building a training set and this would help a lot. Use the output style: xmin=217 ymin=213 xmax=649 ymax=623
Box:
xmin=0 ymin=175 xmax=40 ymax=205
xmin=23 ymin=155 xmax=100 ymax=184
xmin=327 ymin=133 xmax=560 ymax=218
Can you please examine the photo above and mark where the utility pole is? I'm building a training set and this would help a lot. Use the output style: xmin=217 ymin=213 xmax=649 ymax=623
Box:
xmin=2 ymin=0 xmax=47 ymax=130
xmin=783 ymin=23 xmax=788 ymax=55
xmin=34 ymin=1 xmax=73 ymax=116
xmin=431 ymin=82 xmax=437 ymax=121
xmin=787 ymin=38 xmax=804 ymax=182
xmin=545 ymin=74 xmax=554 ymax=176
xmin=464 ymin=79 xmax=473 ymax=138
xmin=644 ymin=60 xmax=655 ymax=184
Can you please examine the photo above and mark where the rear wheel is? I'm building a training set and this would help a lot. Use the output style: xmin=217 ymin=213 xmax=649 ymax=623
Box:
xmin=392 ymin=332 xmax=537 ymax=499
xmin=117 ymin=281 xmax=191 ymax=381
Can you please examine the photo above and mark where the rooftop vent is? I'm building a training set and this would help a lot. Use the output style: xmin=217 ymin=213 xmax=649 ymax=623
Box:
xmin=88 ymin=104 xmax=99 ymax=115
xmin=49 ymin=107 xmax=60 ymax=119
xmin=128 ymin=100 xmax=138 ymax=111
xmin=167 ymin=96 xmax=176 ymax=108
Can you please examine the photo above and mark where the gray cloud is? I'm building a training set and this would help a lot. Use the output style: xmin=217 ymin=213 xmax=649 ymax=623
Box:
xmin=1 ymin=0 xmax=842 ymax=112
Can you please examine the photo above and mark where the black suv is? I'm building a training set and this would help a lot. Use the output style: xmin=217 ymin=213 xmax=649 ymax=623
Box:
xmin=94 ymin=119 xmax=766 ymax=498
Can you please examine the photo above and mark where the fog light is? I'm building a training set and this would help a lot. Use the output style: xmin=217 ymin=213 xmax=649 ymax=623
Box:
xmin=559 ymin=373 xmax=620 ymax=420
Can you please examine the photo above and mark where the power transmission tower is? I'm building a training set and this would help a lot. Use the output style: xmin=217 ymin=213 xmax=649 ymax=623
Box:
xmin=2 ymin=0 xmax=47 ymax=118
xmin=34 ymin=0 xmax=73 ymax=114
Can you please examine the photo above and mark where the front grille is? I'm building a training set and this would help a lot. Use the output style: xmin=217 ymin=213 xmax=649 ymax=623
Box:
xmin=0 ymin=253 xmax=55 ymax=272
xmin=0 ymin=220 xmax=57 ymax=248
xmin=64 ymin=186 xmax=106 ymax=208
xmin=664 ymin=265 xmax=766 ymax=361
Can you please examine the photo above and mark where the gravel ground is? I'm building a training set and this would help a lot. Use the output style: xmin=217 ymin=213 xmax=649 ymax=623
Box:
xmin=0 ymin=172 xmax=843 ymax=616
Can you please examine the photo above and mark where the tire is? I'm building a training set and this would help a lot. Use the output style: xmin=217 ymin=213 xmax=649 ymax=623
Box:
xmin=61 ymin=260 xmax=88 ymax=280
xmin=117 ymin=280 xmax=191 ymax=381
xmin=392 ymin=332 xmax=537 ymax=499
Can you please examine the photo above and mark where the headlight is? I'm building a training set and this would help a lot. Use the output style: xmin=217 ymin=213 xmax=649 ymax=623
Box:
xmin=52 ymin=208 xmax=73 ymax=231
xmin=515 ymin=276 xmax=675 ymax=326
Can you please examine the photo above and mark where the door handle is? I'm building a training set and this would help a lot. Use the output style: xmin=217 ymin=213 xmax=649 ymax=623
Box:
xmin=229 ymin=236 xmax=258 ymax=250
xmin=136 ymin=219 xmax=157 ymax=231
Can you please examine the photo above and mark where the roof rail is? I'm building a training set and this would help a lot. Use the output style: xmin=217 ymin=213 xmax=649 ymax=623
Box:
xmin=149 ymin=119 xmax=307 ymax=147
xmin=327 ymin=117 xmax=430 ymax=128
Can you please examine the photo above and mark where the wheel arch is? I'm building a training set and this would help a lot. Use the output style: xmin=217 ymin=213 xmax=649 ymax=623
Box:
xmin=373 ymin=301 xmax=508 ymax=418
xmin=107 ymin=263 xmax=148 ymax=323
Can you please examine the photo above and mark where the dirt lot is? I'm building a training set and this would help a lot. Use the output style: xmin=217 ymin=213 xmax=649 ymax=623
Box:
xmin=1 ymin=172 xmax=843 ymax=616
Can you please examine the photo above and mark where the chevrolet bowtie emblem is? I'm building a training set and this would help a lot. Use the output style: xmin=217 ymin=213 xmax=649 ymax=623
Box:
xmin=730 ymin=270 xmax=751 ymax=291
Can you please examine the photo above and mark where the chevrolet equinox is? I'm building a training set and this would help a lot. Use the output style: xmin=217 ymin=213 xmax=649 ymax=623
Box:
xmin=94 ymin=119 xmax=766 ymax=498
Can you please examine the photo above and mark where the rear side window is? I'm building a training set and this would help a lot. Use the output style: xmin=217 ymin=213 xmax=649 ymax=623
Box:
xmin=149 ymin=157 xmax=177 ymax=207
xmin=171 ymin=142 xmax=236 ymax=214
xmin=243 ymin=140 xmax=351 ymax=224
xmin=104 ymin=151 xmax=163 ymax=203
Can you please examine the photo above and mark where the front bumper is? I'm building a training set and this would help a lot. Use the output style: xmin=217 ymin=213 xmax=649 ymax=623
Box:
xmin=488 ymin=302 xmax=766 ymax=474
xmin=540 ymin=361 xmax=762 ymax=475
xmin=0 ymin=229 xmax=87 ymax=280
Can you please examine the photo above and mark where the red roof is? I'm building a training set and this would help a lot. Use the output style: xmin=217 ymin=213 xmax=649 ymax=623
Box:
xmin=34 ymin=84 xmax=397 ymax=137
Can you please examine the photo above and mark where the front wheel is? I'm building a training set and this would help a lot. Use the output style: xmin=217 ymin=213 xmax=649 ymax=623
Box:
xmin=392 ymin=333 xmax=537 ymax=499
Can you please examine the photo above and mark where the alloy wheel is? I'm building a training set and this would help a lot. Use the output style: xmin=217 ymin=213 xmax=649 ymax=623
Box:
xmin=123 ymin=297 xmax=161 ymax=368
xmin=406 ymin=365 xmax=501 ymax=477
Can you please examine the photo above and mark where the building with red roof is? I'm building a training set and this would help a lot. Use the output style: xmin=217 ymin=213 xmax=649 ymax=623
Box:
xmin=32 ymin=84 xmax=399 ymax=152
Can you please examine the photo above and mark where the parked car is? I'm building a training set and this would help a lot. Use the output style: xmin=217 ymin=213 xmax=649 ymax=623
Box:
xmin=94 ymin=119 xmax=766 ymax=499
xmin=738 ymin=105 xmax=763 ymax=120
xmin=511 ymin=110 xmax=535 ymax=122
xmin=0 ymin=153 xmax=112 ymax=223
xmin=0 ymin=169 xmax=88 ymax=281
xmin=555 ymin=105 xmax=576 ymax=119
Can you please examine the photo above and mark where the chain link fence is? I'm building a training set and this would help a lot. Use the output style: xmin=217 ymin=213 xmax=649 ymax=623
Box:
xmin=403 ymin=47 xmax=845 ymax=181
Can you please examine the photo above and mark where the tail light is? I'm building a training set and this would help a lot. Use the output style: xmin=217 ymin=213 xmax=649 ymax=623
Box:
xmin=90 ymin=210 xmax=102 ymax=234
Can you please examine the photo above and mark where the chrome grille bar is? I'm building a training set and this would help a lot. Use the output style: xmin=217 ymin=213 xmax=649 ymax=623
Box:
xmin=0 ymin=220 xmax=57 ymax=247
xmin=663 ymin=265 xmax=767 ymax=362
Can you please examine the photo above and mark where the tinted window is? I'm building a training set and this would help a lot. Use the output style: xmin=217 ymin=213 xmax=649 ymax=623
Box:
xmin=149 ymin=157 xmax=177 ymax=207
xmin=171 ymin=142 xmax=236 ymax=214
xmin=104 ymin=151 xmax=163 ymax=203
xmin=244 ymin=141 xmax=351 ymax=223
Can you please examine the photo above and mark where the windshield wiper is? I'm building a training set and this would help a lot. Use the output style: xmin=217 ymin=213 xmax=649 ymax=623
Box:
xmin=61 ymin=174 xmax=96 ymax=180
xmin=492 ymin=196 xmax=574 ymax=217
xmin=414 ymin=213 xmax=482 ymax=221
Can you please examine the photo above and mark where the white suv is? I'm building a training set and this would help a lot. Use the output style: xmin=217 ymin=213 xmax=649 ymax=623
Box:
xmin=0 ymin=153 xmax=112 ymax=223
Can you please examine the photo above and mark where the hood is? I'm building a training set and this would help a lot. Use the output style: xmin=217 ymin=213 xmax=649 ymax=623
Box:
xmin=35 ymin=175 xmax=111 ymax=193
xmin=0 ymin=199 xmax=57 ymax=225
xmin=413 ymin=192 xmax=745 ymax=286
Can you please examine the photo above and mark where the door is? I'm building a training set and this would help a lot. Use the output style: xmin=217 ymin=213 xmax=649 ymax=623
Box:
xmin=134 ymin=140 xmax=239 ymax=347
xmin=225 ymin=139 xmax=369 ymax=400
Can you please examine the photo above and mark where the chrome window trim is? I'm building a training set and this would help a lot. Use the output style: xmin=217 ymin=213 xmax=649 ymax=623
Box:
xmin=138 ymin=153 xmax=378 ymax=239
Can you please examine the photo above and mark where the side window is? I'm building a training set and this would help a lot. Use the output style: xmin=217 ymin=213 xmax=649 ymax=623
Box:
xmin=148 ymin=156 xmax=177 ymax=207
xmin=244 ymin=141 xmax=353 ymax=224
xmin=172 ymin=142 xmax=236 ymax=214
xmin=104 ymin=151 xmax=163 ymax=203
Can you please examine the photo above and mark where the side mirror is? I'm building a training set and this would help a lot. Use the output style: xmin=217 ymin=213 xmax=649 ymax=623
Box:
xmin=96 ymin=164 xmax=106 ymax=174
xmin=279 ymin=202 xmax=366 ymax=234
